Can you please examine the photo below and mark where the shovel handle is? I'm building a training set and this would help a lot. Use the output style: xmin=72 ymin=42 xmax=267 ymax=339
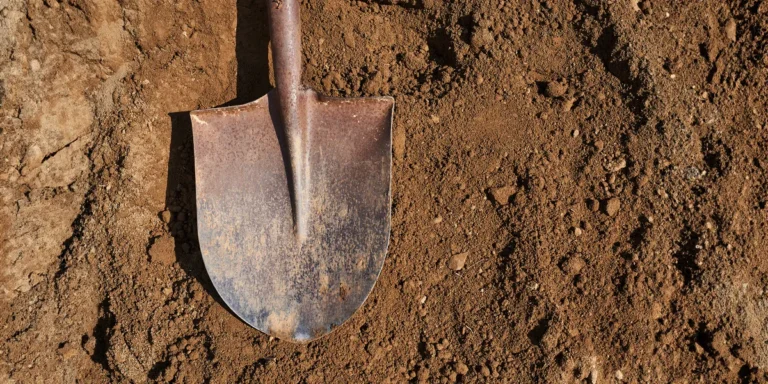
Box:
xmin=267 ymin=0 xmax=302 ymax=94
xmin=266 ymin=0 xmax=309 ymax=241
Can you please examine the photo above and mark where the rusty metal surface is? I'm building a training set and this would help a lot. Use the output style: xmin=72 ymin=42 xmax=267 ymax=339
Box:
xmin=190 ymin=89 xmax=393 ymax=342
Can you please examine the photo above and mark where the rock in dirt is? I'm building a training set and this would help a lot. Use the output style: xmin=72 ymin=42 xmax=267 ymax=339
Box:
xmin=602 ymin=198 xmax=621 ymax=216
xmin=21 ymin=145 xmax=44 ymax=175
xmin=488 ymin=185 xmax=517 ymax=205
xmin=608 ymin=158 xmax=627 ymax=173
xmin=593 ymin=140 xmax=605 ymax=151
xmin=343 ymin=30 xmax=355 ymax=48
xmin=562 ymin=97 xmax=576 ymax=112
xmin=456 ymin=362 xmax=469 ymax=375
xmin=544 ymin=80 xmax=567 ymax=98
xmin=724 ymin=19 xmax=737 ymax=42
xmin=160 ymin=210 xmax=172 ymax=223
xmin=650 ymin=302 xmax=662 ymax=320
xmin=448 ymin=252 xmax=468 ymax=271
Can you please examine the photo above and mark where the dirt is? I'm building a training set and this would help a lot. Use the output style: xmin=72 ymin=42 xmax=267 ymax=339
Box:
xmin=1 ymin=0 xmax=768 ymax=382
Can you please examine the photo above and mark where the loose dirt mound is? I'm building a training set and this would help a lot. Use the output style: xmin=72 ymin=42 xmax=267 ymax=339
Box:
xmin=2 ymin=0 xmax=767 ymax=382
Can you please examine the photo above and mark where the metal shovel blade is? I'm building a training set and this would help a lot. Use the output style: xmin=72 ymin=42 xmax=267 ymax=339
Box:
xmin=190 ymin=89 xmax=393 ymax=342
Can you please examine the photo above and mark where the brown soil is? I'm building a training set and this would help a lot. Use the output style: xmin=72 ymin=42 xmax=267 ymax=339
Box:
xmin=2 ymin=0 xmax=768 ymax=382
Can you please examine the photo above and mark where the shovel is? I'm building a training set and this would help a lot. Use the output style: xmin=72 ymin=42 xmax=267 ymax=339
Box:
xmin=189 ymin=0 xmax=393 ymax=342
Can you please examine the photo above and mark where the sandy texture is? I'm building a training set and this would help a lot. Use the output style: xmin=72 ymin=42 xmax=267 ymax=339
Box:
xmin=1 ymin=0 xmax=767 ymax=382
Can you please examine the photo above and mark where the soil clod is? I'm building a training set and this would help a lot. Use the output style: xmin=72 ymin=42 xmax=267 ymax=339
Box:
xmin=544 ymin=80 xmax=568 ymax=98
xmin=488 ymin=185 xmax=517 ymax=205
xmin=602 ymin=198 xmax=621 ymax=217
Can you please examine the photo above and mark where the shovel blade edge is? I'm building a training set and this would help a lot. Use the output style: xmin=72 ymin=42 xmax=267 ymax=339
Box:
xmin=190 ymin=89 xmax=393 ymax=342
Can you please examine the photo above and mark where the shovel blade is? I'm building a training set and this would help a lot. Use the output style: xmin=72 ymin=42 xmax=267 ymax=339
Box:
xmin=190 ymin=89 xmax=393 ymax=342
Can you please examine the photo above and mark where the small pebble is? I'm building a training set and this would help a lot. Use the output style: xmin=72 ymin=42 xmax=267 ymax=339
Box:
xmin=488 ymin=185 xmax=517 ymax=205
xmin=432 ymin=215 xmax=443 ymax=224
xmin=343 ymin=32 xmax=355 ymax=48
xmin=562 ymin=97 xmax=575 ymax=112
xmin=602 ymin=197 xmax=621 ymax=216
xmin=725 ymin=18 xmax=737 ymax=42
xmin=610 ymin=159 xmax=627 ymax=172
xmin=161 ymin=210 xmax=172 ymax=223
xmin=456 ymin=362 xmax=469 ymax=375
xmin=589 ymin=369 xmax=598 ymax=384
xmin=651 ymin=302 xmax=663 ymax=320
xmin=572 ymin=129 xmax=579 ymax=137
xmin=448 ymin=253 xmax=468 ymax=271
xmin=594 ymin=140 xmax=605 ymax=151
xmin=615 ymin=370 xmax=624 ymax=380
xmin=21 ymin=144 xmax=44 ymax=174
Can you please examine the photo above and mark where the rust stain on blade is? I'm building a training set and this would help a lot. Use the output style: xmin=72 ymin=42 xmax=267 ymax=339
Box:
xmin=190 ymin=89 xmax=393 ymax=342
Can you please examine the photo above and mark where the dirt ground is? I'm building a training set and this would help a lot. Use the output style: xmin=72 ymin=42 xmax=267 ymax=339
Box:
xmin=2 ymin=0 xmax=768 ymax=382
